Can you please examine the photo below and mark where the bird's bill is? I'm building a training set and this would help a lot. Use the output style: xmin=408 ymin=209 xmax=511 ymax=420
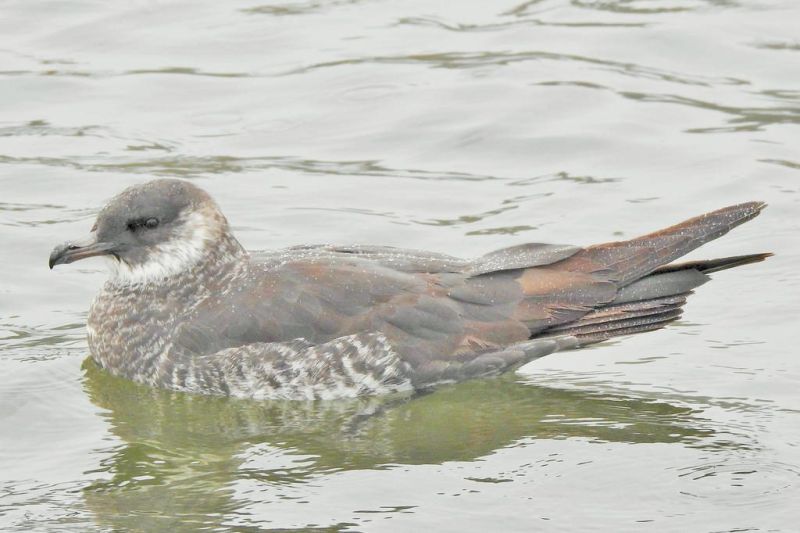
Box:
xmin=49 ymin=235 xmax=117 ymax=269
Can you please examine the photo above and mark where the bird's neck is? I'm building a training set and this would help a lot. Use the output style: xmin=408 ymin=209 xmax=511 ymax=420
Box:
xmin=108 ymin=229 xmax=248 ymax=288
xmin=87 ymin=233 xmax=250 ymax=382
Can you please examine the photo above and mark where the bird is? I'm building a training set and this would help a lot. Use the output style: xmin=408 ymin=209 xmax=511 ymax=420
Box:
xmin=49 ymin=179 xmax=770 ymax=400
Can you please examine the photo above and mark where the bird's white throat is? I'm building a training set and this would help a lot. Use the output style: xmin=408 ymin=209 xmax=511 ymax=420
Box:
xmin=107 ymin=209 xmax=222 ymax=286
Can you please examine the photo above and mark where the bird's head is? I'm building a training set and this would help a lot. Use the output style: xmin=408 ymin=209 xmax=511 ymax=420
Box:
xmin=49 ymin=179 xmax=242 ymax=284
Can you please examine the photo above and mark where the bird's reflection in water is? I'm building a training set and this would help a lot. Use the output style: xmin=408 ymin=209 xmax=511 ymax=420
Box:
xmin=81 ymin=358 xmax=714 ymax=531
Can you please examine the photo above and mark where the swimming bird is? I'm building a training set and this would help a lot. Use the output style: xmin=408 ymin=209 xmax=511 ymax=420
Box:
xmin=49 ymin=179 xmax=770 ymax=400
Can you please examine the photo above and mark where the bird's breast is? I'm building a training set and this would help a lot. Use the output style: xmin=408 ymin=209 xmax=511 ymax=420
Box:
xmin=87 ymin=284 xmax=183 ymax=383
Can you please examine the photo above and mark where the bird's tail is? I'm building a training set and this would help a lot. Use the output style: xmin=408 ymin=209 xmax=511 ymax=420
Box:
xmin=451 ymin=249 xmax=772 ymax=383
xmin=556 ymin=201 xmax=767 ymax=286
xmin=541 ymin=252 xmax=771 ymax=344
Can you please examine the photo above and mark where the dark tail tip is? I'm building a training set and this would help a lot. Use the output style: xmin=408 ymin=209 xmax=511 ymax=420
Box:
xmin=655 ymin=252 xmax=773 ymax=275
xmin=750 ymin=201 xmax=768 ymax=216
xmin=699 ymin=252 xmax=773 ymax=274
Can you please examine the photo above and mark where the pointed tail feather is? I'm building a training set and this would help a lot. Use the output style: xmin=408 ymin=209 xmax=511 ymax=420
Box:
xmin=563 ymin=202 xmax=767 ymax=286
xmin=653 ymin=252 xmax=773 ymax=275
xmin=537 ymin=251 xmax=772 ymax=345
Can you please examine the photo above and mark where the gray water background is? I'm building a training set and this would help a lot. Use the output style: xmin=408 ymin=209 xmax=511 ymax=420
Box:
xmin=1 ymin=0 xmax=799 ymax=531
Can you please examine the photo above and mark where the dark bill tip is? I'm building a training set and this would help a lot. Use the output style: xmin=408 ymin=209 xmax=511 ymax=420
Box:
xmin=49 ymin=240 xmax=116 ymax=269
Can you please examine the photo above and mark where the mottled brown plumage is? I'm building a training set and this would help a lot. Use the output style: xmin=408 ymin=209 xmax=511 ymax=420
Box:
xmin=49 ymin=180 xmax=770 ymax=399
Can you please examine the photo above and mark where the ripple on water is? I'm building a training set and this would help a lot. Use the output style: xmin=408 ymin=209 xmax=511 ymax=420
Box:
xmin=339 ymin=83 xmax=404 ymax=102
xmin=0 ymin=0 xmax=798 ymax=530
xmin=675 ymin=458 xmax=800 ymax=510
xmin=0 ymin=322 xmax=86 ymax=363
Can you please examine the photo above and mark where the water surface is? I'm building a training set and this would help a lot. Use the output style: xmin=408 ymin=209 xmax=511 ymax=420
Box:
xmin=1 ymin=0 xmax=799 ymax=531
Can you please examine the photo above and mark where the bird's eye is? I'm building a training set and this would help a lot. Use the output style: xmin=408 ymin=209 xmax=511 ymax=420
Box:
xmin=126 ymin=218 xmax=160 ymax=231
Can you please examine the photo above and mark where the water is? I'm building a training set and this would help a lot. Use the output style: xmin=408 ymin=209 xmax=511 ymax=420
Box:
xmin=1 ymin=0 xmax=799 ymax=530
